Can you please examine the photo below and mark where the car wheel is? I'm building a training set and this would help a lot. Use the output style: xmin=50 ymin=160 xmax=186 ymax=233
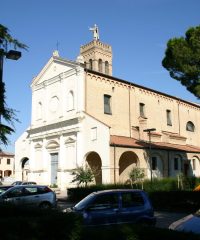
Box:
xmin=40 ymin=202 xmax=51 ymax=209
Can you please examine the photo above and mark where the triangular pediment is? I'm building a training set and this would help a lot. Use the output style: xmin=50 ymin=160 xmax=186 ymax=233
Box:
xmin=31 ymin=52 xmax=80 ymax=87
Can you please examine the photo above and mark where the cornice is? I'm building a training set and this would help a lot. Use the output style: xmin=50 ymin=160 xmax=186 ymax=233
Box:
xmin=85 ymin=69 xmax=200 ymax=109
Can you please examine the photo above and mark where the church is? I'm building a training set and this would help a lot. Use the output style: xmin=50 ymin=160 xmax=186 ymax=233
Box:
xmin=15 ymin=25 xmax=200 ymax=190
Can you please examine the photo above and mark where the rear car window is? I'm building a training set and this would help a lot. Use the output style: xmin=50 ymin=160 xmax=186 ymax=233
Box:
xmin=24 ymin=187 xmax=38 ymax=195
xmin=121 ymin=192 xmax=144 ymax=208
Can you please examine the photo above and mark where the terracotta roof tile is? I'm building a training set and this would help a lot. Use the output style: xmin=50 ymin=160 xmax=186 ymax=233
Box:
xmin=0 ymin=151 xmax=14 ymax=157
xmin=110 ymin=135 xmax=200 ymax=153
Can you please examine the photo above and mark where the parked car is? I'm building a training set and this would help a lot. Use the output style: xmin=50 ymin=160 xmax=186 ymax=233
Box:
xmin=0 ymin=185 xmax=14 ymax=194
xmin=169 ymin=209 xmax=200 ymax=235
xmin=22 ymin=181 xmax=37 ymax=185
xmin=0 ymin=185 xmax=57 ymax=209
xmin=65 ymin=189 xmax=156 ymax=227
xmin=2 ymin=177 xmax=16 ymax=185
xmin=11 ymin=181 xmax=37 ymax=186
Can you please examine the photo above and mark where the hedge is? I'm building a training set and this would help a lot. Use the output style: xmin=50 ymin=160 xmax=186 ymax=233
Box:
xmin=0 ymin=206 xmax=200 ymax=240
xmin=66 ymin=179 xmax=200 ymax=212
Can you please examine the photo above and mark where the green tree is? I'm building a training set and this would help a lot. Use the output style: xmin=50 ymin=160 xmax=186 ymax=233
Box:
xmin=0 ymin=24 xmax=28 ymax=147
xmin=71 ymin=166 xmax=95 ymax=187
xmin=129 ymin=167 xmax=145 ymax=189
xmin=162 ymin=25 xmax=200 ymax=99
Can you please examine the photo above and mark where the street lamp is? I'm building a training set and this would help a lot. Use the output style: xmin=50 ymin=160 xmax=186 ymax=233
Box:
xmin=143 ymin=128 xmax=156 ymax=183
xmin=0 ymin=45 xmax=21 ymax=135
xmin=0 ymin=47 xmax=21 ymax=83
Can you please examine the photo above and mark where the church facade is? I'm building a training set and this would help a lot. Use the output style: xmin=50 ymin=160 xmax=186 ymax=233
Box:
xmin=15 ymin=26 xmax=200 ymax=189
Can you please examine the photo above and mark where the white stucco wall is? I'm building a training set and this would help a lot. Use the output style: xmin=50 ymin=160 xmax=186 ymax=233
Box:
xmin=78 ymin=113 xmax=111 ymax=183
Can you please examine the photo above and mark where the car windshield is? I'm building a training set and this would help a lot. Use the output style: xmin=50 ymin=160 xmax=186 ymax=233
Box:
xmin=74 ymin=193 xmax=96 ymax=211
xmin=0 ymin=189 xmax=6 ymax=194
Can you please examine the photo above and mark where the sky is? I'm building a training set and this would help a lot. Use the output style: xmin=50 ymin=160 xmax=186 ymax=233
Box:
xmin=1 ymin=0 xmax=200 ymax=153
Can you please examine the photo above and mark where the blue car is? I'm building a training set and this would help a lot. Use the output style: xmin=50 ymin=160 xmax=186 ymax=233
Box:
xmin=169 ymin=209 xmax=200 ymax=235
xmin=66 ymin=189 xmax=156 ymax=227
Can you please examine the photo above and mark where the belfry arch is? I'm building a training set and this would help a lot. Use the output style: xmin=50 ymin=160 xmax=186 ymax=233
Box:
xmin=85 ymin=151 xmax=102 ymax=185
xmin=119 ymin=151 xmax=139 ymax=182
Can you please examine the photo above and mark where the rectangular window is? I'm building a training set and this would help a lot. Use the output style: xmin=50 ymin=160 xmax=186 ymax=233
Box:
xmin=166 ymin=110 xmax=172 ymax=126
xmin=7 ymin=159 xmax=10 ymax=165
xmin=139 ymin=103 xmax=145 ymax=117
xmin=174 ymin=158 xmax=178 ymax=170
xmin=152 ymin=157 xmax=157 ymax=170
xmin=104 ymin=94 xmax=112 ymax=114
xmin=91 ymin=127 xmax=97 ymax=141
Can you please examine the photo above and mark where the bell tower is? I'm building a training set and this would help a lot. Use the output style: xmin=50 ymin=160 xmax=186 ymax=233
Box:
xmin=80 ymin=24 xmax=112 ymax=76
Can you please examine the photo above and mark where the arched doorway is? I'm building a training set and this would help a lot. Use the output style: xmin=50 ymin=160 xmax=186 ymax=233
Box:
xmin=4 ymin=170 xmax=12 ymax=177
xmin=86 ymin=152 xmax=102 ymax=184
xmin=21 ymin=157 xmax=29 ymax=181
xmin=119 ymin=151 xmax=138 ymax=182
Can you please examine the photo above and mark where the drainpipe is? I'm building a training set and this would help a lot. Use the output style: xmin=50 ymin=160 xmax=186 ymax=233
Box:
xmin=167 ymin=150 xmax=170 ymax=177
xmin=128 ymin=84 xmax=131 ymax=137
xmin=177 ymin=101 xmax=180 ymax=135
xmin=114 ymin=145 xmax=116 ymax=184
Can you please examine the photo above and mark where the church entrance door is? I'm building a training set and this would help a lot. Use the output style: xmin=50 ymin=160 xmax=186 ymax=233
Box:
xmin=50 ymin=153 xmax=58 ymax=185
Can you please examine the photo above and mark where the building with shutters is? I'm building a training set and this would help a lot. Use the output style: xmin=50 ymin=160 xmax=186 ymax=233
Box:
xmin=0 ymin=151 xmax=15 ymax=181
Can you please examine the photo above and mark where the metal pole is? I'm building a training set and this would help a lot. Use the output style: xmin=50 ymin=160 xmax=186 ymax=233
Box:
xmin=143 ymin=128 xmax=156 ymax=183
xmin=0 ymin=50 xmax=4 ymax=124
xmin=149 ymin=131 xmax=152 ymax=183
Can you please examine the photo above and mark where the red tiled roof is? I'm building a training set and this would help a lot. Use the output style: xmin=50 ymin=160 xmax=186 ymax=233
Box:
xmin=0 ymin=151 xmax=14 ymax=157
xmin=110 ymin=135 xmax=200 ymax=153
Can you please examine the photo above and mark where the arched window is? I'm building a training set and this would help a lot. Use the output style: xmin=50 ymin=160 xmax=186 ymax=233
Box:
xmin=89 ymin=59 xmax=93 ymax=70
xmin=166 ymin=109 xmax=172 ymax=126
xmin=37 ymin=102 xmax=42 ymax=120
xmin=186 ymin=121 xmax=195 ymax=132
xmin=67 ymin=91 xmax=74 ymax=111
xmin=98 ymin=59 xmax=102 ymax=72
xmin=105 ymin=61 xmax=109 ymax=75
xmin=104 ymin=94 xmax=112 ymax=114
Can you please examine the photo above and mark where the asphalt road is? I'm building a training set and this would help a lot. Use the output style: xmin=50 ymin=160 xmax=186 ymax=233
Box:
xmin=155 ymin=211 xmax=188 ymax=229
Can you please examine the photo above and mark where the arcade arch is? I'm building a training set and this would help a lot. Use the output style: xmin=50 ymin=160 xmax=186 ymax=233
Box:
xmin=85 ymin=151 xmax=102 ymax=185
xmin=119 ymin=151 xmax=139 ymax=182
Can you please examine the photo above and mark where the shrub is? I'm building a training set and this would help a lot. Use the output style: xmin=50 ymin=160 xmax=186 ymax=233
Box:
xmin=81 ymin=224 xmax=200 ymax=240
xmin=0 ymin=206 xmax=82 ymax=240
xmin=129 ymin=167 xmax=145 ymax=189
xmin=71 ymin=166 xmax=95 ymax=187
